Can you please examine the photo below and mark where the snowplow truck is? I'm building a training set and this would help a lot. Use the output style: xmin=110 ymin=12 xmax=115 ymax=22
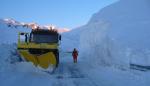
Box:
xmin=17 ymin=29 xmax=61 ymax=69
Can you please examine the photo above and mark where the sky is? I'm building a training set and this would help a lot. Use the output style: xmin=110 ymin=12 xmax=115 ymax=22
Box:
xmin=0 ymin=0 xmax=118 ymax=29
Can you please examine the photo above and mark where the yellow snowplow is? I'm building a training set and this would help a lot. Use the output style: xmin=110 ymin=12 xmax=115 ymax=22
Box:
xmin=17 ymin=29 xmax=61 ymax=69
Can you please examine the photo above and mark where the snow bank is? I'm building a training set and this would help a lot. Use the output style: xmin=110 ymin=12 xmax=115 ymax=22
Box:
xmin=79 ymin=0 xmax=150 ymax=67
xmin=61 ymin=27 xmax=84 ymax=51
xmin=79 ymin=22 xmax=129 ymax=68
xmin=89 ymin=0 xmax=150 ymax=50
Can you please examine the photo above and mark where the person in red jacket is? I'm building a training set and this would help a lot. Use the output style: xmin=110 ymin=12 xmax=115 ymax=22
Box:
xmin=72 ymin=48 xmax=78 ymax=63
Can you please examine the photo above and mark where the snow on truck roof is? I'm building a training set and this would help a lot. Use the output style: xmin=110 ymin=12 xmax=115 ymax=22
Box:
xmin=31 ymin=29 xmax=59 ymax=35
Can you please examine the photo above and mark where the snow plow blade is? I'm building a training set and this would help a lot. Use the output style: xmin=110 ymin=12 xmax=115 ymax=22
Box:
xmin=19 ymin=50 xmax=57 ymax=69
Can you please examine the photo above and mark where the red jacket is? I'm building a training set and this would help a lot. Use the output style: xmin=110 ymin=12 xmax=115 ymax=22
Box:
xmin=72 ymin=50 xmax=78 ymax=58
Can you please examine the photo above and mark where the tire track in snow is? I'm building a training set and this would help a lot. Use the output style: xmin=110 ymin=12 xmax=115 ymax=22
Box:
xmin=67 ymin=63 xmax=99 ymax=86
xmin=50 ymin=52 xmax=99 ymax=86
xmin=53 ymin=62 xmax=98 ymax=86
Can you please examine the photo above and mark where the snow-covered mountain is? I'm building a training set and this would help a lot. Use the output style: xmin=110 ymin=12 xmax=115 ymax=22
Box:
xmin=3 ymin=18 xmax=23 ymax=26
xmin=1 ymin=18 xmax=70 ymax=33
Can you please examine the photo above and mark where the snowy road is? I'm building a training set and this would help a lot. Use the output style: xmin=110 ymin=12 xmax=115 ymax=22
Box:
xmin=50 ymin=52 xmax=98 ymax=86
xmin=0 ymin=46 xmax=150 ymax=86
xmin=0 ymin=52 xmax=98 ymax=86
xmin=51 ymin=62 xmax=96 ymax=86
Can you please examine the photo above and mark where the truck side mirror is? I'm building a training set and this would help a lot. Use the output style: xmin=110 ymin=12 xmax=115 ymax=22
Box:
xmin=59 ymin=35 xmax=61 ymax=41
xmin=25 ymin=34 xmax=28 ymax=43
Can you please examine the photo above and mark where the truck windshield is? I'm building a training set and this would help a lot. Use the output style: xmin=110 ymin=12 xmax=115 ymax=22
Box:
xmin=32 ymin=34 xmax=58 ymax=43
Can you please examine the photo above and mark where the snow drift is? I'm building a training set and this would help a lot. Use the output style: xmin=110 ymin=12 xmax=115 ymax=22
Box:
xmin=78 ymin=0 xmax=150 ymax=67
xmin=89 ymin=0 xmax=150 ymax=50
xmin=79 ymin=21 xmax=129 ymax=68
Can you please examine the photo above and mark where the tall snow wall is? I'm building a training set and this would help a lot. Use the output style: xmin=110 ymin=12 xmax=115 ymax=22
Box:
xmin=79 ymin=0 xmax=150 ymax=67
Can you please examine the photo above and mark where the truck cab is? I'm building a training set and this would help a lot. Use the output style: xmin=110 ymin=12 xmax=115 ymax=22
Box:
xmin=18 ymin=29 xmax=61 ymax=69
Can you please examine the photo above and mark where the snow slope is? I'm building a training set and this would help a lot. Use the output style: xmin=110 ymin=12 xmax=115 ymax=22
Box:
xmin=79 ymin=22 xmax=129 ymax=67
xmin=78 ymin=0 xmax=150 ymax=66
xmin=89 ymin=0 xmax=150 ymax=50
xmin=0 ymin=19 xmax=31 ymax=44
